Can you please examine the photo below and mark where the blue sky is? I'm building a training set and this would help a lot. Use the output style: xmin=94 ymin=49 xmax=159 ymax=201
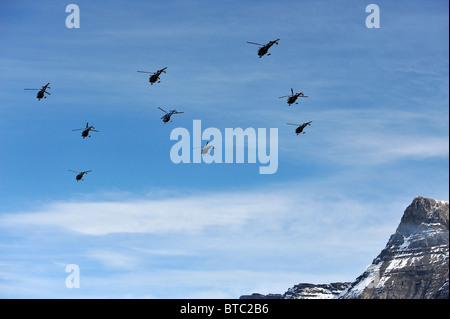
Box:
xmin=0 ymin=0 xmax=448 ymax=298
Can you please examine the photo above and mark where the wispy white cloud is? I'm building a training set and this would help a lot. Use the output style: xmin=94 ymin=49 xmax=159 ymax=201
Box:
xmin=0 ymin=186 xmax=400 ymax=239
xmin=277 ymin=108 xmax=449 ymax=165
xmin=0 ymin=191 xmax=291 ymax=236
xmin=0 ymin=183 xmax=420 ymax=298
xmin=86 ymin=250 xmax=140 ymax=270
xmin=0 ymin=185 xmax=405 ymax=267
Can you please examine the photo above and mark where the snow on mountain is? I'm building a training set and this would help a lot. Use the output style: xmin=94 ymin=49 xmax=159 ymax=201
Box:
xmin=240 ymin=283 xmax=351 ymax=300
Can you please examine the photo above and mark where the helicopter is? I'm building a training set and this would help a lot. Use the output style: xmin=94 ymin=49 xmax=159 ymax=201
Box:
xmin=279 ymin=88 xmax=308 ymax=106
xmin=24 ymin=82 xmax=51 ymax=100
xmin=158 ymin=107 xmax=184 ymax=123
xmin=193 ymin=141 xmax=215 ymax=155
xmin=72 ymin=122 xmax=99 ymax=139
xmin=246 ymin=38 xmax=280 ymax=58
xmin=286 ymin=121 xmax=313 ymax=135
xmin=137 ymin=67 xmax=167 ymax=85
xmin=68 ymin=170 xmax=92 ymax=181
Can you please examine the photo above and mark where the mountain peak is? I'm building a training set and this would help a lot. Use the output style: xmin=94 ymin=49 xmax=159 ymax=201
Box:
xmin=397 ymin=196 xmax=449 ymax=237
xmin=240 ymin=197 xmax=449 ymax=299
xmin=341 ymin=197 xmax=449 ymax=299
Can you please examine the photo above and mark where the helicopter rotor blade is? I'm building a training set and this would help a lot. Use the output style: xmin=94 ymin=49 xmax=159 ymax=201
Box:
xmin=279 ymin=95 xmax=290 ymax=98
xmin=286 ymin=123 xmax=300 ymax=126
xmin=44 ymin=91 xmax=51 ymax=95
xmin=83 ymin=170 xmax=92 ymax=173
xmin=68 ymin=169 xmax=80 ymax=173
xmin=291 ymin=88 xmax=294 ymax=95
xmin=246 ymin=41 xmax=263 ymax=46
xmin=137 ymin=71 xmax=153 ymax=73
xmin=158 ymin=107 xmax=168 ymax=113
xmin=90 ymin=129 xmax=100 ymax=132
xmin=72 ymin=129 xmax=83 ymax=131
xmin=174 ymin=111 xmax=184 ymax=114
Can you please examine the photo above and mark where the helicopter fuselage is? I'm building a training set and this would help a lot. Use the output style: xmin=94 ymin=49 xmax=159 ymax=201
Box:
xmin=149 ymin=73 xmax=159 ymax=84
xmin=36 ymin=91 xmax=45 ymax=100
xmin=69 ymin=169 xmax=91 ymax=181
xmin=258 ymin=46 xmax=269 ymax=57
xmin=37 ymin=83 xmax=50 ymax=100
xmin=201 ymin=144 xmax=215 ymax=155
xmin=287 ymin=96 xmax=298 ymax=105
xmin=149 ymin=68 xmax=166 ymax=84
xmin=162 ymin=114 xmax=172 ymax=122
xmin=73 ymin=124 xmax=98 ymax=138
xmin=295 ymin=122 xmax=311 ymax=135
xmin=295 ymin=127 xmax=304 ymax=135
xmin=25 ymin=83 xmax=50 ymax=100
xmin=257 ymin=40 xmax=279 ymax=57
xmin=159 ymin=107 xmax=182 ymax=123
xmin=81 ymin=129 xmax=90 ymax=138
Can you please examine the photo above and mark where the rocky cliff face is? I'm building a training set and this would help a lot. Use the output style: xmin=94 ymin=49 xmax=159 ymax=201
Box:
xmin=240 ymin=197 xmax=449 ymax=299
xmin=340 ymin=196 xmax=449 ymax=299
